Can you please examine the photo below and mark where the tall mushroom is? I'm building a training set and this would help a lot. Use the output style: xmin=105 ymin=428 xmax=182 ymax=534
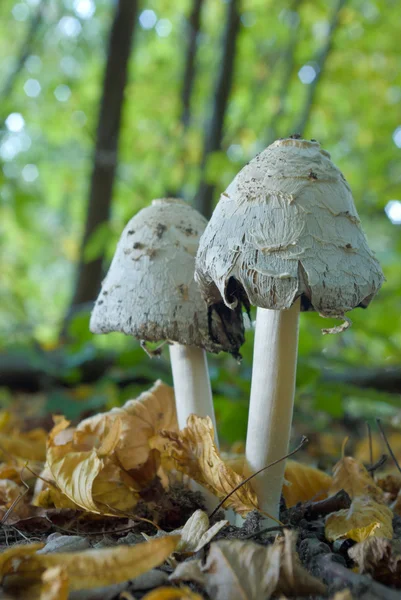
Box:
xmin=195 ymin=137 xmax=384 ymax=521
xmin=90 ymin=198 xmax=244 ymax=441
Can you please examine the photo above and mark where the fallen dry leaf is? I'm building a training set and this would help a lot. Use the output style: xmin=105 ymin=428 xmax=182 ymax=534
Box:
xmin=0 ymin=410 xmax=47 ymax=462
xmin=142 ymin=587 xmax=204 ymax=599
xmin=376 ymin=474 xmax=401 ymax=503
xmin=174 ymin=530 xmax=326 ymax=600
xmin=36 ymin=381 xmax=176 ymax=515
xmin=144 ymin=510 xmax=228 ymax=554
xmin=0 ymin=536 xmax=180 ymax=596
xmin=159 ymin=415 xmax=258 ymax=515
xmin=170 ymin=561 xmax=205 ymax=587
xmin=348 ymin=537 xmax=401 ymax=587
xmin=283 ymin=460 xmax=332 ymax=507
xmin=325 ymin=456 xmax=393 ymax=542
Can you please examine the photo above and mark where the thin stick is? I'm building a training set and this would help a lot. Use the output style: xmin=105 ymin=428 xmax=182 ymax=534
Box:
xmin=208 ymin=436 xmax=308 ymax=520
xmin=366 ymin=454 xmax=387 ymax=474
xmin=376 ymin=419 xmax=401 ymax=475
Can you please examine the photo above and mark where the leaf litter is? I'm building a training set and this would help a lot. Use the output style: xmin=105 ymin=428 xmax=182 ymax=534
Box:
xmin=0 ymin=381 xmax=400 ymax=598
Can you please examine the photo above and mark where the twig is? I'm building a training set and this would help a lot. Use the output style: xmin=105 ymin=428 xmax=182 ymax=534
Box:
xmin=376 ymin=419 xmax=401 ymax=475
xmin=303 ymin=489 xmax=350 ymax=520
xmin=208 ymin=436 xmax=308 ymax=520
xmin=366 ymin=453 xmax=387 ymax=474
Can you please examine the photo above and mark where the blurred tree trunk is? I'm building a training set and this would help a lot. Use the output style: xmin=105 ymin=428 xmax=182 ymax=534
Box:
xmin=264 ymin=0 xmax=303 ymax=144
xmin=194 ymin=0 xmax=241 ymax=218
xmin=64 ymin=0 xmax=138 ymax=326
xmin=293 ymin=0 xmax=346 ymax=136
xmin=181 ymin=0 xmax=203 ymax=129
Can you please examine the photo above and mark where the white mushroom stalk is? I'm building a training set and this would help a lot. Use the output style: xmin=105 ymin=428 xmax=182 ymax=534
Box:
xmin=169 ymin=344 xmax=216 ymax=433
xmin=195 ymin=137 xmax=384 ymax=523
xmin=90 ymin=196 xmax=244 ymax=462
xmin=245 ymin=301 xmax=300 ymax=520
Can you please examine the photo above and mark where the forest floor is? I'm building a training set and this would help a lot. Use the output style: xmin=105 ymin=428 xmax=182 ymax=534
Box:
xmin=0 ymin=379 xmax=400 ymax=599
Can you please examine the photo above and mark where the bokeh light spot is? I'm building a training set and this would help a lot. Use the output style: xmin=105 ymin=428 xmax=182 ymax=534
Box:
xmin=385 ymin=200 xmax=401 ymax=225
xmin=139 ymin=10 xmax=157 ymax=30
xmin=24 ymin=79 xmax=41 ymax=98
xmin=5 ymin=113 xmax=25 ymax=133
xmin=298 ymin=65 xmax=317 ymax=84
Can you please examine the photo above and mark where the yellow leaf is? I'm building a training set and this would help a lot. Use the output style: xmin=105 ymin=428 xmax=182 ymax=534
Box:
xmin=42 ymin=381 xmax=175 ymax=514
xmin=159 ymin=415 xmax=258 ymax=515
xmin=40 ymin=566 xmax=69 ymax=600
xmin=0 ymin=536 xmax=180 ymax=594
xmin=76 ymin=380 xmax=177 ymax=471
xmin=142 ymin=587 xmax=204 ymax=599
xmin=49 ymin=448 xmax=103 ymax=513
xmin=0 ymin=428 xmax=47 ymax=461
xmin=283 ymin=461 xmax=332 ymax=508
xmin=325 ymin=457 xmax=393 ymax=543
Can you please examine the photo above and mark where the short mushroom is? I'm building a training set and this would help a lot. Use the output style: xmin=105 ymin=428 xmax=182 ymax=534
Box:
xmin=90 ymin=198 xmax=244 ymax=441
xmin=195 ymin=138 xmax=384 ymax=521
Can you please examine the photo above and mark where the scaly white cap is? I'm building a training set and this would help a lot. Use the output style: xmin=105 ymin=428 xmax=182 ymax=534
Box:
xmin=195 ymin=138 xmax=384 ymax=329
xmin=90 ymin=198 xmax=244 ymax=353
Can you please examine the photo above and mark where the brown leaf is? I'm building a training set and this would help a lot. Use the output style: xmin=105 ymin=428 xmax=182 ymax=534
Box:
xmin=325 ymin=456 xmax=393 ymax=542
xmin=0 ymin=536 xmax=180 ymax=595
xmin=199 ymin=531 xmax=325 ymax=600
xmin=159 ymin=415 xmax=258 ymax=515
xmin=348 ymin=537 xmax=401 ymax=587
xmin=376 ymin=474 xmax=401 ymax=503
xmin=39 ymin=381 xmax=176 ymax=515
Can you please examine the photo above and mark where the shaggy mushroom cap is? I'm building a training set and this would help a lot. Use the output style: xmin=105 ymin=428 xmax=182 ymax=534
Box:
xmin=195 ymin=138 xmax=384 ymax=325
xmin=90 ymin=198 xmax=244 ymax=354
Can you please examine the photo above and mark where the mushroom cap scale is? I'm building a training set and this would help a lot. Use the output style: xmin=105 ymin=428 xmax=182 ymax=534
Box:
xmin=90 ymin=198 xmax=244 ymax=355
xmin=195 ymin=138 xmax=384 ymax=320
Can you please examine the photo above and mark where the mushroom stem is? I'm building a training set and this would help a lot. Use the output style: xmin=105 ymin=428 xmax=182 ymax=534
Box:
xmin=244 ymin=299 xmax=300 ymax=523
xmin=169 ymin=344 xmax=218 ymax=446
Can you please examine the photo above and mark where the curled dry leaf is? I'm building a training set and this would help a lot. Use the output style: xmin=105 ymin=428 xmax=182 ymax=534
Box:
xmin=142 ymin=587 xmax=204 ymax=599
xmin=348 ymin=537 xmax=401 ymax=587
xmin=283 ymin=460 xmax=332 ymax=508
xmin=159 ymin=415 xmax=258 ymax=515
xmin=171 ymin=530 xmax=326 ymax=600
xmin=325 ymin=456 xmax=393 ymax=543
xmin=36 ymin=381 xmax=177 ymax=514
xmin=0 ymin=536 xmax=180 ymax=595
xmin=144 ymin=510 xmax=228 ymax=554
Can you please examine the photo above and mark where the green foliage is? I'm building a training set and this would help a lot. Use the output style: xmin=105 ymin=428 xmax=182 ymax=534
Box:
xmin=0 ymin=0 xmax=400 ymax=441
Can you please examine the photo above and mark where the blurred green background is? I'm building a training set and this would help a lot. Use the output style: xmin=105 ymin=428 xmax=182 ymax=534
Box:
xmin=0 ymin=0 xmax=400 ymax=445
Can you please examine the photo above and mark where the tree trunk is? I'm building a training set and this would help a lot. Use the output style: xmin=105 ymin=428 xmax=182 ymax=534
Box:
xmin=65 ymin=0 xmax=138 ymax=324
xmin=293 ymin=0 xmax=346 ymax=136
xmin=194 ymin=0 xmax=241 ymax=218
xmin=181 ymin=0 xmax=203 ymax=129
